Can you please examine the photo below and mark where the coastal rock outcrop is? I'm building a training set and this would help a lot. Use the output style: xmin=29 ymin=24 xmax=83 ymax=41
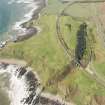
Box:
xmin=0 ymin=62 xmax=73 ymax=105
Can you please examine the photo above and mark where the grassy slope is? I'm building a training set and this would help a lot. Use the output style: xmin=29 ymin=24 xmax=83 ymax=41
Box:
xmin=0 ymin=14 xmax=69 ymax=85
xmin=0 ymin=0 xmax=105 ymax=105
xmin=93 ymin=43 xmax=105 ymax=78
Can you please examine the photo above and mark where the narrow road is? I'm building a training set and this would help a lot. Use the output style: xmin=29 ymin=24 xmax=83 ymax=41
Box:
xmin=85 ymin=64 xmax=105 ymax=88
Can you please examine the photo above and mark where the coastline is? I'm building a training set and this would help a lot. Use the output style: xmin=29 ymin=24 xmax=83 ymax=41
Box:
xmin=11 ymin=0 xmax=47 ymax=42
xmin=0 ymin=61 xmax=74 ymax=105
xmin=0 ymin=0 xmax=46 ymax=45
xmin=0 ymin=1 xmax=74 ymax=105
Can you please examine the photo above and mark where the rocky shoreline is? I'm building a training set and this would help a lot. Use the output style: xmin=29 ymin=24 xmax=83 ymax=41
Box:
xmin=0 ymin=62 xmax=74 ymax=105
xmin=11 ymin=0 xmax=47 ymax=42
xmin=0 ymin=0 xmax=47 ymax=48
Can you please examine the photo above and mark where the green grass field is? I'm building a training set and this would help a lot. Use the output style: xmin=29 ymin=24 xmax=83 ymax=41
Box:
xmin=0 ymin=0 xmax=105 ymax=105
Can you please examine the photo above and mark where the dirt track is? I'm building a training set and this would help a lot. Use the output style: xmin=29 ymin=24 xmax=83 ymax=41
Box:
xmin=56 ymin=0 xmax=105 ymax=88
xmin=0 ymin=59 xmax=27 ymax=66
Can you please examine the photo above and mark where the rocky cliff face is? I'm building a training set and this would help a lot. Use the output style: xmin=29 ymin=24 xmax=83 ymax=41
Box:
xmin=0 ymin=63 xmax=72 ymax=105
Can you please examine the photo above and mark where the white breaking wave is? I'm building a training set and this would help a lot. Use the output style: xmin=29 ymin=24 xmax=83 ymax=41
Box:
xmin=0 ymin=64 xmax=41 ymax=105
xmin=16 ymin=0 xmax=34 ymax=4
xmin=8 ymin=0 xmax=34 ymax=5
xmin=8 ymin=0 xmax=15 ymax=4
xmin=13 ymin=5 xmax=38 ymax=31
xmin=0 ymin=63 xmax=74 ymax=105
xmin=12 ymin=0 xmax=39 ymax=32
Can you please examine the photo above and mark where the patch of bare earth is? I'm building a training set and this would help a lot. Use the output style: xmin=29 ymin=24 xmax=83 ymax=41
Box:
xmin=0 ymin=59 xmax=27 ymax=66
xmin=94 ymin=95 xmax=105 ymax=105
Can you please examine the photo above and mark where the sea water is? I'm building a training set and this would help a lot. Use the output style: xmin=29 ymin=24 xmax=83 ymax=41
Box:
xmin=0 ymin=0 xmax=48 ymax=105
xmin=0 ymin=0 xmax=36 ymax=105
xmin=0 ymin=0 xmax=31 ymax=41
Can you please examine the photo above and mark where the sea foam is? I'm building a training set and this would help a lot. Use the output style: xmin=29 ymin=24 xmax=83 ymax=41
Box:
xmin=0 ymin=63 xmax=73 ymax=105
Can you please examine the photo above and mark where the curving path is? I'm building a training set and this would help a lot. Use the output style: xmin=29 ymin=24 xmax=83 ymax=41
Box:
xmin=56 ymin=0 xmax=105 ymax=65
xmin=56 ymin=0 xmax=105 ymax=88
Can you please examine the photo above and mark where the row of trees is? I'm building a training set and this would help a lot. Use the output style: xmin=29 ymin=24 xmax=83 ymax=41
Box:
xmin=75 ymin=22 xmax=87 ymax=63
